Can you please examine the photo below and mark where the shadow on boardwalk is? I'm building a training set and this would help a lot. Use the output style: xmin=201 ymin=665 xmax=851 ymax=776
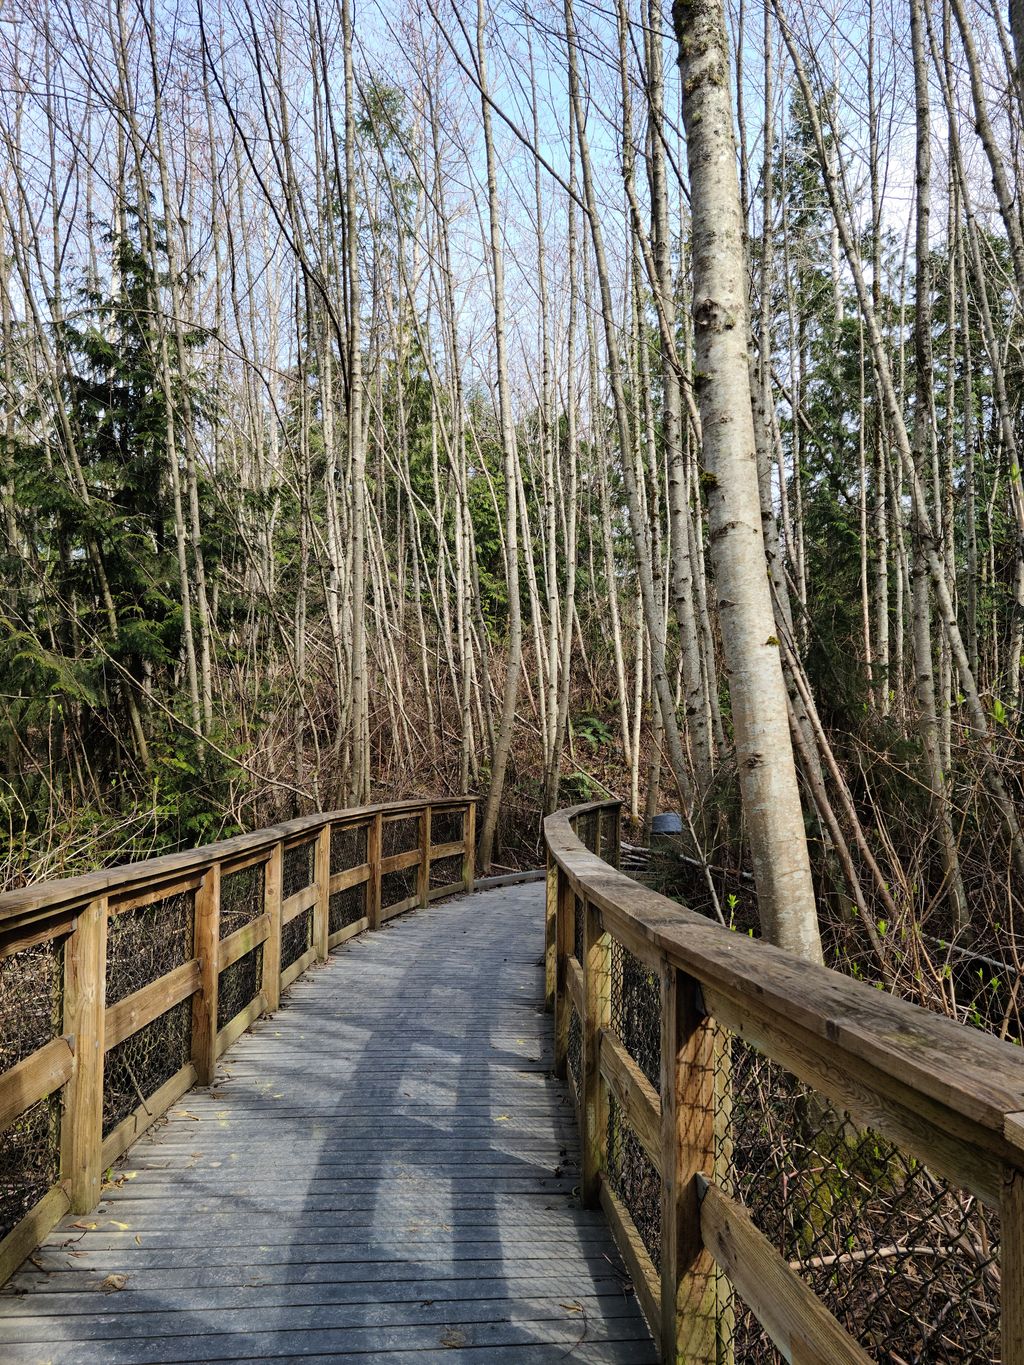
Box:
xmin=0 ymin=882 xmax=656 ymax=1363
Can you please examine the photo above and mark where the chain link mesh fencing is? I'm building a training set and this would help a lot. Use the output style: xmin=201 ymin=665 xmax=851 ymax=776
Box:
xmin=219 ymin=864 xmax=264 ymax=939
xmin=431 ymin=808 xmax=464 ymax=846
xmin=382 ymin=816 xmax=418 ymax=858
xmin=330 ymin=822 xmax=367 ymax=874
xmin=328 ymin=821 xmax=369 ymax=935
xmin=0 ymin=1093 xmax=61 ymax=1243
xmin=105 ymin=891 xmax=193 ymax=1007
xmin=329 ymin=886 xmax=366 ymax=934
xmin=103 ymin=891 xmax=196 ymax=1135
xmin=381 ymin=866 xmax=417 ymax=911
xmin=576 ymin=811 xmax=599 ymax=853
xmin=281 ymin=840 xmax=315 ymax=970
xmin=217 ymin=946 xmax=263 ymax=1031
xmin=216 ymin=864 xmax=266 ymax=1031
xmin=565 ymin=813 xmax=1006 ymax=1361
xmin=280 ymin=908 xmax=313 ymax=969
xmin=429 ymin=854 xmax=463 ymax=891
xmin=103 ymin=996 xmax=192 ymax=1136
xmin=282 ymin=839 xmax=315 ymax=900
xmin=610 ymin=938 xmax=661 ymax=1093
xmin=716 ymin=1038 xmax=1001 ymax=1364
xmin=568 ymin=1007 xmax=583 ymax=1101
xmin=607 ymin=1093 xmax=663 ymax=1270
xmin=0 ymin=939 xmax=64 ymax=1071
xmin=0 ymin=938 xmax=65 ymax=1241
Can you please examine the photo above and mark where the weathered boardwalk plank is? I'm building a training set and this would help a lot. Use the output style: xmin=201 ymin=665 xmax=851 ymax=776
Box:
xmin=0 ymin=882 xmax=655 ymax=1363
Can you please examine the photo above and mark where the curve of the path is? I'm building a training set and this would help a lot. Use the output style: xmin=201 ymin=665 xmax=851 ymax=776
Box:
xmin=1 ymin=881 xmax=655 ymax=1363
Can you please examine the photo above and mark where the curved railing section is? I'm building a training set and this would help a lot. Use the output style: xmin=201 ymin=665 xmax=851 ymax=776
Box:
xmin=0 ymin=796 xmax=476 ymax=1283
xmin=545 ymin=799 xmax=1024 ymax=1365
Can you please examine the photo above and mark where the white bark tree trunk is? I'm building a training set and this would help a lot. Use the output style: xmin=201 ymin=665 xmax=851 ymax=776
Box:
xmin=672 ymin=0 xmax=822 ymax=961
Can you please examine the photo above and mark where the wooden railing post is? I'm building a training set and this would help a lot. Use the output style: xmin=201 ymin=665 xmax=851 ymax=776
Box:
xmin=660 ymin=965 xmax=722 ymax=1365
xmin=263 ymin=842 xmax=283 ymax=1012
xmin=463 ymin=800 xmax=476 ymax=893
xmin=418 ymin=806 xmax=431 ymax=908
xmin=1004 ymin=1163 xmax=1024 ymax=1364
xmin=61 ymin=896 xmax=107 ymax=1213
xmin=367 ymin=811 xmax=383 ymax=930
xmin=314 ymin=824 xmax=331 ymax=961
xmin=192 ymin=865 xmax=221 ymax=1086
xmin=581 ymin=895 xmax=610 ymax=1206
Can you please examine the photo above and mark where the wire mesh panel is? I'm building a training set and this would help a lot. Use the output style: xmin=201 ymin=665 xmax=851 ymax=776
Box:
xmin=573 ymin=894 xmax=585 ymax=965
xmin=0 ymin=1092 xmax=61 ymax=1242
xmin=610 ymin=938 xmax=661 ymax=1092
xmin=576 ymin=812 xmax=599 ymax=853
xmin=568 ymin=1007 xmax=583 ymax=1101
xmin=105 ymin=891 xmax=193 ymax=1007
xmin=280 ymin=908 xmax=313 ymax=970
xmin=219 ymin=863 xmax=264 ymax=939
xmin=329 ymin=885 xmax=366 ymax=934
xmin=0 ymin=938 xmax=66 ymax=1240
xmin=719 ymin=1038 xmax=1001 ymax=1363
xmin=382 ymin=816 xmax=419 ymax=858
xmin=217 ymin=946 xmax=263 ymax=1031
xmin=330 ymin=822 xmax=367 ymax=874
xmin=429 ymin=854 xmax=463 ymax=890
xmin=431 ymin=807 xmax=464 ymax=846
xmin=282 ymin=840 xmax=315 ymax=899
xmin=102 ymin=997 xmax=192 ymax=1136
xmin=607 ymin=1093 xmax=662 ymax=1269
xmin=0 ymin=939 xmax=65 ymax=1072
xmin=381 ymin=866 xmax=416 ymax=911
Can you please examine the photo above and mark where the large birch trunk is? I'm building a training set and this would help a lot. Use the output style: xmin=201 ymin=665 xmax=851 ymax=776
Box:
xmin=672 ymin=0 xmax=822 ymax=961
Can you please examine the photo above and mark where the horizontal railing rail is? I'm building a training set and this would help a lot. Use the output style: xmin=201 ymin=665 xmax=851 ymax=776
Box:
xmin=545 ymin=799 xmax=1024 ymax=1364
xmin=0 ymin=795 xmax=476 ymax=1285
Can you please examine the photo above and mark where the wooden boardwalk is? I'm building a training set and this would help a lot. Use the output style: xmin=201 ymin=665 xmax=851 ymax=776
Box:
xmin=0 ymin=881 xmax=656 ymax=1363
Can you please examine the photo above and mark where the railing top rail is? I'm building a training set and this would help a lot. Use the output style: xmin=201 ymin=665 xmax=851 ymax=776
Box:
xmin=1 ymin=795 xmax=476 ymax=930
xmin=545 ymin=800 xmax=1024 ymax=1175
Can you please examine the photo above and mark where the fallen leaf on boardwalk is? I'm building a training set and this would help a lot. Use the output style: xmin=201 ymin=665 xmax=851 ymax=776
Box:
xmin=108 ymin=1221 xmax=129 ymax=1230
xmin=440 ymin=1328 xmax=466 ymax=1348
xmin=494 ymin=1114 xmax=510 ymax=1122
xmin=70 ymin=1222 xmax=96 ymax=1231
xmin=560 ymin=1302 xmax=584 ymax=1314
xmin=99 ymin=1274 xmax=127 ymax=1294
xmin=134 ymin=1235 xmax=142 ymax=1246
xmin=171 ymin=1110 xmax=200 ymax=1121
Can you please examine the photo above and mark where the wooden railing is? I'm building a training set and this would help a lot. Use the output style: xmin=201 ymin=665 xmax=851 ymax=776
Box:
xmin=545 ymin=799 xmax=1024 ymax=1364
xmin=0 ymin=795 xmax=476 ymax=1284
